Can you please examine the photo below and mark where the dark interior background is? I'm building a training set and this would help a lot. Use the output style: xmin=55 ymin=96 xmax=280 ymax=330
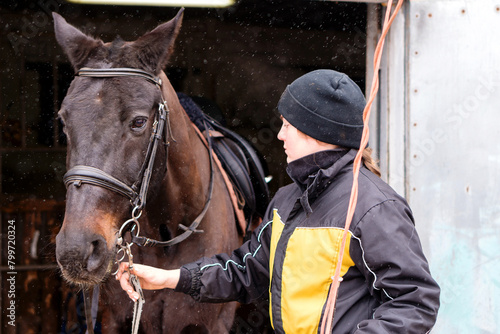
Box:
xmin=0 ymin=0 xmax=368 ymax=332
xmin=1 ymin=0 xmax=367 ymax=201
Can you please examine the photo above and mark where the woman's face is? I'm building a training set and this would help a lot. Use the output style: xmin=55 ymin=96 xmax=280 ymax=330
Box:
xmin=277 ymin=117 xmax=337 ymax=163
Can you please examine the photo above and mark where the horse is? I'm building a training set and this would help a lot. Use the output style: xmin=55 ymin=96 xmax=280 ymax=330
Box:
xmin=53 ymin=9 xmax=246 ymax=333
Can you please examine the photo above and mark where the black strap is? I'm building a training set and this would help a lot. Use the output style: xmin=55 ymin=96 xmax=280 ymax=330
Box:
xmin=83 ymin=285 xmax=99 ymax=334
xmin=131 ymin=119 xmax=214 ymax=248
xmin=77 ymin=67 xmax=161 ymax=86
xmin=134 ymin=104 xmax=168 ymax=210
xmin=64 ymin=165 xmax=137 ymax=201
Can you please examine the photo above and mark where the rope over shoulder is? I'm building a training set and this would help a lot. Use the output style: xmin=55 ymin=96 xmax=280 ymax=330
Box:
xmin=320 ymin=1 xmax=405 ymax=333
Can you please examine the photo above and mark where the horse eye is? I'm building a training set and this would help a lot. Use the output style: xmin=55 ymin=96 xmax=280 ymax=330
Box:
xmin=130 ymin=117 xmax=148 ymax=131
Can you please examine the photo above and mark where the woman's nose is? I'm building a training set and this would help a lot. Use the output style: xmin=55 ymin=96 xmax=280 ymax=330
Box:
xmin=277 ymin=125 xmax=285 ymax=141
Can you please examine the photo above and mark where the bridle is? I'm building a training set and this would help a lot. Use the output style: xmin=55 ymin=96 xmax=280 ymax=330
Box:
xmin=64 ymin=67 xmax=215 ymax=247
xmin=64 ymin=67 xmax=169 ymax=212
xmin=63 ymin=67 xmax=215 ymax=334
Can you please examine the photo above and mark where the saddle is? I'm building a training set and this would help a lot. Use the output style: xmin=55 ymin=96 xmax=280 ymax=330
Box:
xmin=178 ymin=93 xmax=270 ymax=227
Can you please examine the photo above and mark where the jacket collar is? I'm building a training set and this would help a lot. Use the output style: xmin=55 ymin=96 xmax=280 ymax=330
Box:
xmin=286 ymin=149 xmax=357 ymax=215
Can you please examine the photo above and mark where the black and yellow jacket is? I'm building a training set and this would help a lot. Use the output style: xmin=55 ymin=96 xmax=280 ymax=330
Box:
xmin=175 ymin=149 xmax=440 ymax=333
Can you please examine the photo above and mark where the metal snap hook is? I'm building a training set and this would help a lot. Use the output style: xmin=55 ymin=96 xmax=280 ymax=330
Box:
xmin=125 ymin=242 xmax=134 ymax=270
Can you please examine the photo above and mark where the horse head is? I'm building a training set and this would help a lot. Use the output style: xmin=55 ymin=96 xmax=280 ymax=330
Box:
xmin=53 ymin=10 xmax=184 ymax=286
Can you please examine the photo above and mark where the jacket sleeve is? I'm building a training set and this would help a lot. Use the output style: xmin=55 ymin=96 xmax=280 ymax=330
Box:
xmin=174 ymin=207 xmax=274 ymax=304
xmin=351 ymin=199 xmax=440 ymax=333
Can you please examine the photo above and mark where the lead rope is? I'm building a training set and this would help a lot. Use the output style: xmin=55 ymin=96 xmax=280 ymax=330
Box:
xmin=114 ymin=202 xmax=145 ymax=334
xmin=320 ymin=1 xmax=405 ymax=333
xmin=126 ymin=243 xmax=145 ymax=334
xmin=113 ymin=208 xmax=145 ymax=334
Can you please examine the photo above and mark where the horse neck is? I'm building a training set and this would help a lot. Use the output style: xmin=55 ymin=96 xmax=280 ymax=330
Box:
xmin=146 ymin=72 xmax=212 ymax=229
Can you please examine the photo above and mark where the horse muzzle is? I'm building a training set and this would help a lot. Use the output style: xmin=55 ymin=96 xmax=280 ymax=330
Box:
xmin=56 ymin=228 xmax=114 ymax=285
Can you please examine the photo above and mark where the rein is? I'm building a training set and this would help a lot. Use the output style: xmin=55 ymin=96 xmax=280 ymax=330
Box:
xmin=63 ymin=67 xmax=215 ymax=334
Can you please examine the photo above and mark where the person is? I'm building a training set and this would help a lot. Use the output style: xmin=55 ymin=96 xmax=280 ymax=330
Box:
xmin=117 ymin=69 xmax=440 ymax=333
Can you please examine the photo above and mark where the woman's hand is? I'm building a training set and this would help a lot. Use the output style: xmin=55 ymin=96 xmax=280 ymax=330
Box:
xmin=115 ymin=262 xmax=180 ymax=301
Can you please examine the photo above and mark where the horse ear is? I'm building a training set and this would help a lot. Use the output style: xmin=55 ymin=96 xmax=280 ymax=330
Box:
xmin=52 ymin=12 xmax=103 ymax=71
xmin=131 ymin=8 xmax=184 ymax=74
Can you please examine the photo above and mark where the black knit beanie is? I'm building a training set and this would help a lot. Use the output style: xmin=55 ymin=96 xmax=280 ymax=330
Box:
xmin=278 ymin=69 xmax=366 ymax=149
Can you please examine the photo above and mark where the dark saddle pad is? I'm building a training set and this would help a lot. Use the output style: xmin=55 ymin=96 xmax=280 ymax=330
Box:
xmin=178 ymin=93 xmax=270 ymax=221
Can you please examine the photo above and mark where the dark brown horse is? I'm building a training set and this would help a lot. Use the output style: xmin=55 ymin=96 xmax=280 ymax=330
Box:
xmin=53 ymin=10 xmax=243 ymax=333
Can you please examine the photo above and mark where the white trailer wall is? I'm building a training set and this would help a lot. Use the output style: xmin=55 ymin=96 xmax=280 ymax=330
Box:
xmin=371 ymin=1 xmax=500 ymax=332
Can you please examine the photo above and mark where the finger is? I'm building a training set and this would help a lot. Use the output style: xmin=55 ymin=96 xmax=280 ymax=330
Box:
xmin=115 ymin=262 xmax=130 ymax=280
xmin=118 ymin=270 xmax=131 ymax=291
xmin=129 ymin=263 xmax=141 ymax=276
xmin=118 ymin=271 xmax=137 ymax=300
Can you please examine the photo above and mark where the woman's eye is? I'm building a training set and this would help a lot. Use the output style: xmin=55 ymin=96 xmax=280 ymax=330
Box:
xmin=131 ymin=117 xmax=148 ymax=130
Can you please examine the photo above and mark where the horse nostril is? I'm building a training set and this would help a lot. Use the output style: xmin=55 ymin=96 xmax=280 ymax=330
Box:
xmin=91 ymin=239 xmax=100 ymax=249
xmin=87 ymin=237 xmax=107 ymax=272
